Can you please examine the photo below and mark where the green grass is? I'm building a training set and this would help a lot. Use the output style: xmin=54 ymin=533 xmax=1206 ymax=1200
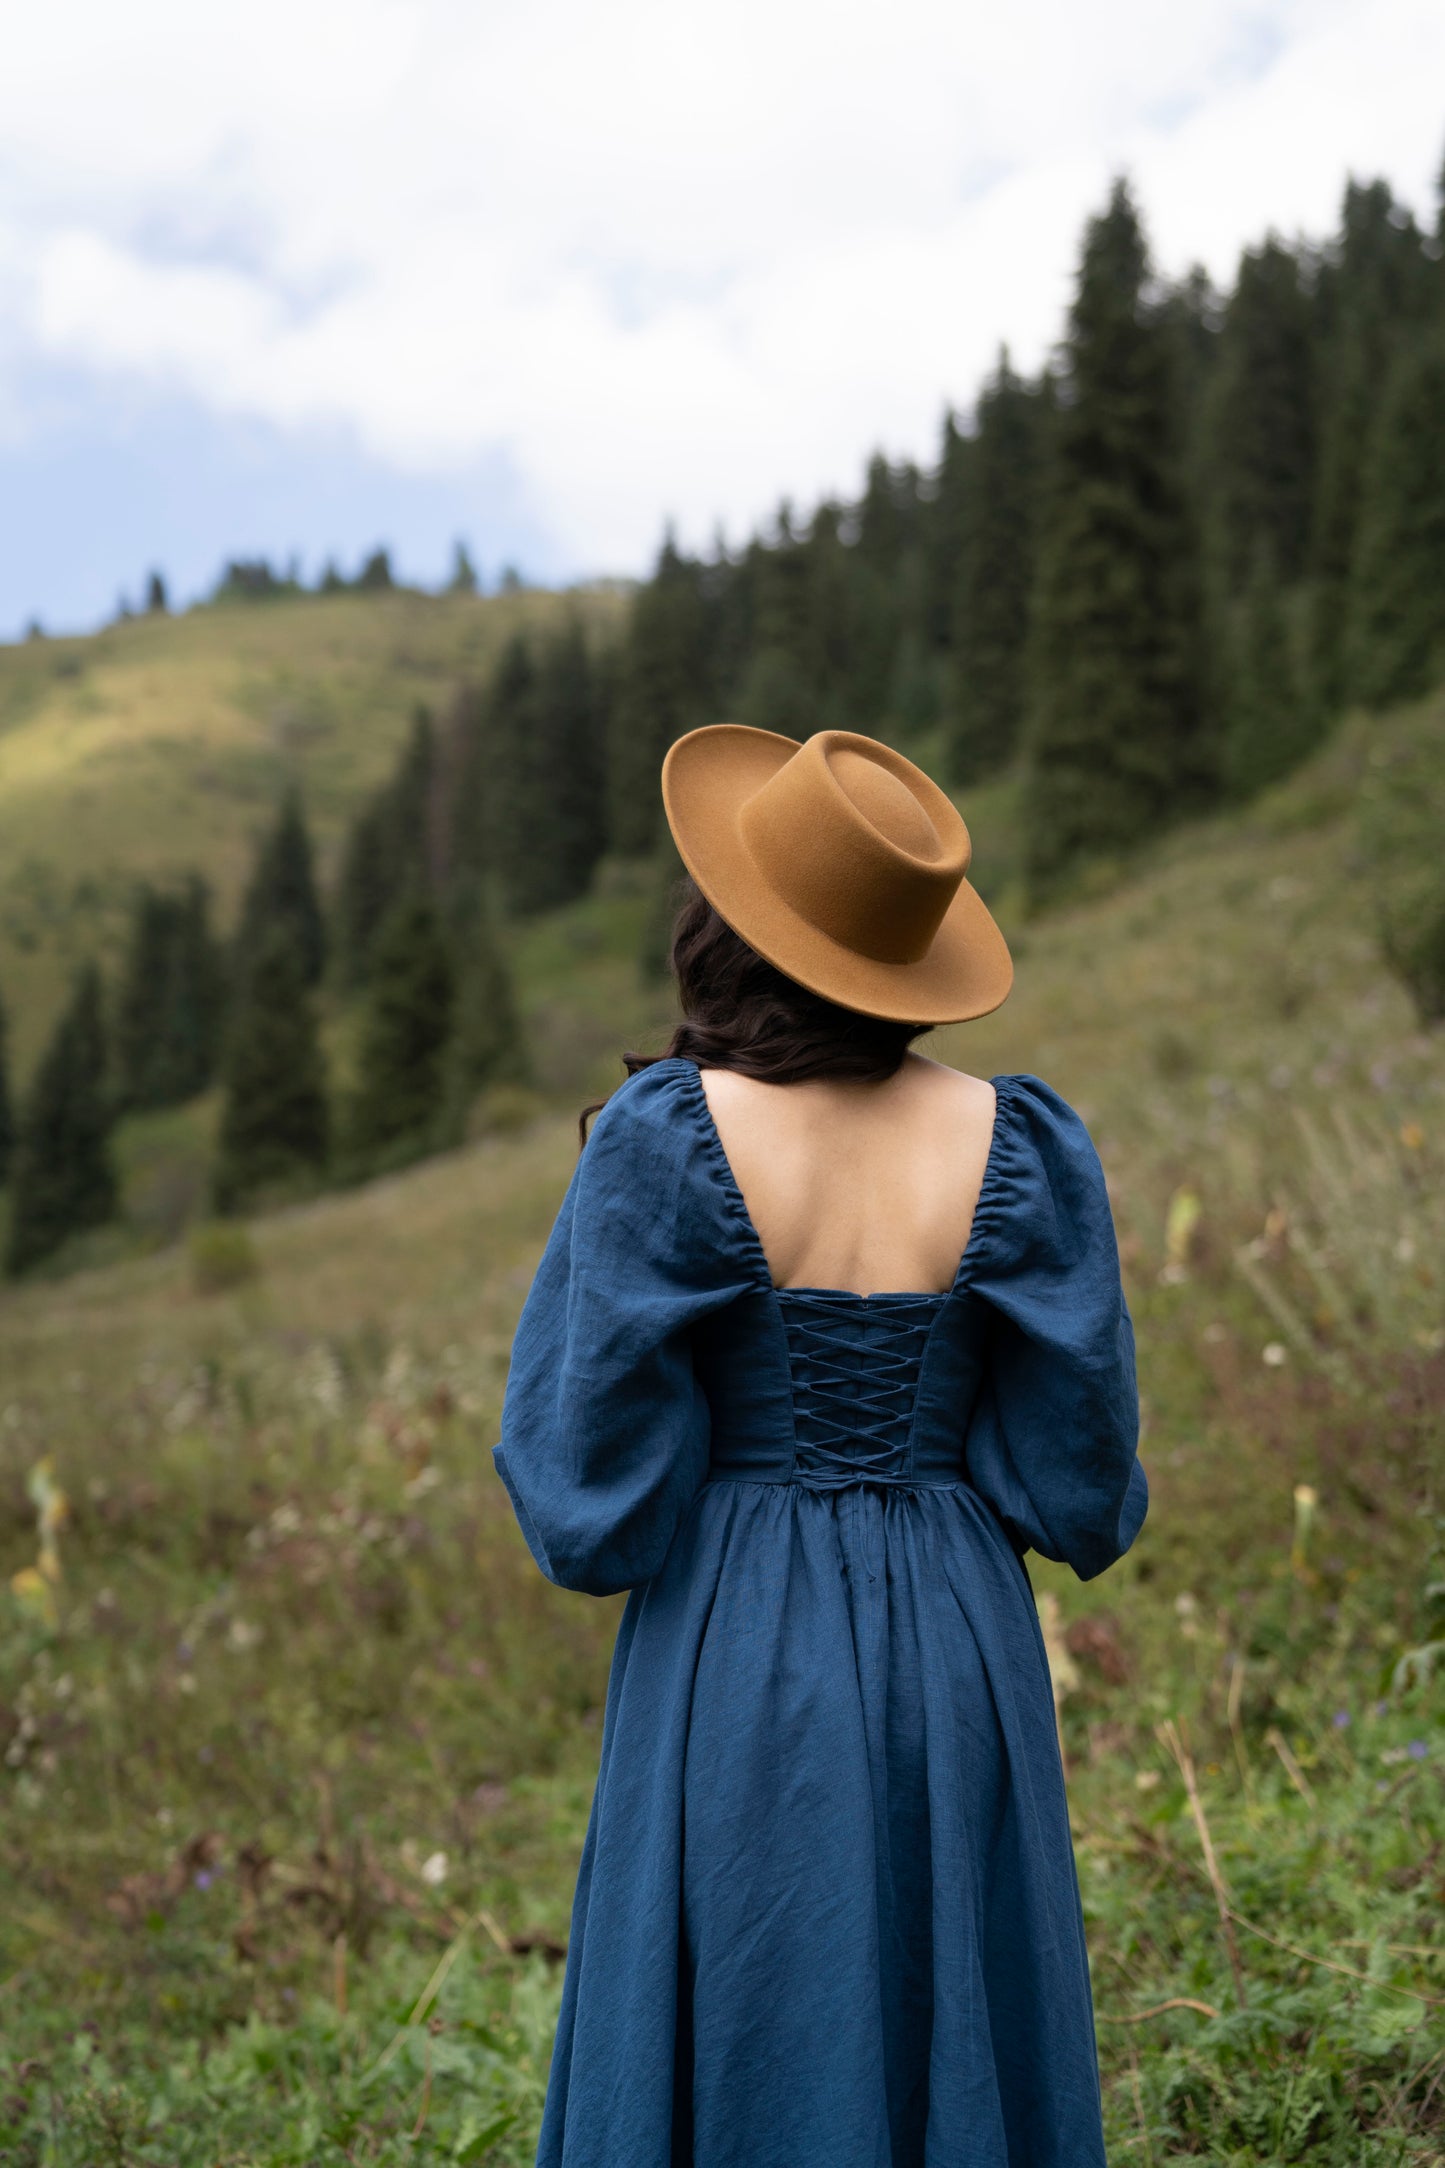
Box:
xmin=0 ymin=587 xmax=626 ymax=1074
xmin=2 ymin=695 xmax=1444 ymax=2161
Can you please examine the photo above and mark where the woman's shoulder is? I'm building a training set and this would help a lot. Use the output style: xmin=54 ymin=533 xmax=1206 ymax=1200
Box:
xmin=964 ymin=1072 xmax=1117 ymax=1277
xmin=586 ymin=1056 xmax=704 ymax=1142
xmin=583 ymin=1056 xmax=732 ymax=1190
xmin=989 ymin=1071 xmax=1097 ymax=1143
xmin=578 ymin=1058 xmax=768 ymax=1281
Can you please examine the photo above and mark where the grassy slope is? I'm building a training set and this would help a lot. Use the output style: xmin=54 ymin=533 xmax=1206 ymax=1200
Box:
xmin=0 ymin=585 xmax=626 ymax=1074
xmin=1 ymin=698 xmax=1443 ymax=2161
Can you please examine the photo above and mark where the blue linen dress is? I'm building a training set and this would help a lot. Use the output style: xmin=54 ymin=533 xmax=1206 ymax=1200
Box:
xmin=495 ymin=1059 xmax=1147 ymax=2168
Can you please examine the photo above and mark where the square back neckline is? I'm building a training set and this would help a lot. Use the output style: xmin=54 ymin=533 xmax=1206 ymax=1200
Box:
xmin=679 ymin=1059 xmax=1011 ymax=1303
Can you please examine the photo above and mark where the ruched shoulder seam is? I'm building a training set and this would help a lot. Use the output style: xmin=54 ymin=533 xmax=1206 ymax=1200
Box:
xmin=671 ymin=1059 xmax=777 ymax=1291
xmin=952 ymin=1073 xmax=1035 ymax=1292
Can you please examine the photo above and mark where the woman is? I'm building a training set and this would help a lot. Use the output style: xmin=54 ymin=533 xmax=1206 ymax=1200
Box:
xmin=496 ymin=724 xmax=1147 ymax=2167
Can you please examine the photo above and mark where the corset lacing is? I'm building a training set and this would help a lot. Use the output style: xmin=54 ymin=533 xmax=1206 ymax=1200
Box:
xmin=777 ymin=1290 xmax=944 ymax=1488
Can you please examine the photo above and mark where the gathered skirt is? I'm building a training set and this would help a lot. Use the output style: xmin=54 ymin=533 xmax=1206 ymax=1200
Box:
xmin=536 ymin=1476 xmax=1107 ymax=2168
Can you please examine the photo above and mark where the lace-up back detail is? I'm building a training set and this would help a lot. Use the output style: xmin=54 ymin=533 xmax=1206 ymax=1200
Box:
xmin=776 ymin=1289 xmax=945 ymax=1488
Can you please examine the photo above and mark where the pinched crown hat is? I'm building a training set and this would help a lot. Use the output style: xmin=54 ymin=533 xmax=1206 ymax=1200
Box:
xmin=661 ymin=724 xmax=1013 ymax=1025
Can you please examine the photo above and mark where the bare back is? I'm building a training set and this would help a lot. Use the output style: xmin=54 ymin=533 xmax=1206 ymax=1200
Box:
xmin=699 ymin=1053 xmax=997 ymax=1298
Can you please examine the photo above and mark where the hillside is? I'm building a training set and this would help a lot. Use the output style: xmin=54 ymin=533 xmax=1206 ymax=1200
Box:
xmin=0 ymin=584 xmax=627 ymax=1072
xmin=1 ymin=692 xmax=1442 ymax=2161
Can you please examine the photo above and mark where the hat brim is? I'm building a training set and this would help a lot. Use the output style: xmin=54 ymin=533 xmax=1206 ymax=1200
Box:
xmin=662 ymin=724 xmax=1014 ymax=1026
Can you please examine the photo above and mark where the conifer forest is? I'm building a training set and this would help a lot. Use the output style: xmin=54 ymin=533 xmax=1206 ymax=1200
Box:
xmin=1 ymin=164 xmax=1444 ymax=2166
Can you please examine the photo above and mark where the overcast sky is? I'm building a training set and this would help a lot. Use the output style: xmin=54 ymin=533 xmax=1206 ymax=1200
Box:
xmin=1 ymin=0 xmax=1441 ymax=638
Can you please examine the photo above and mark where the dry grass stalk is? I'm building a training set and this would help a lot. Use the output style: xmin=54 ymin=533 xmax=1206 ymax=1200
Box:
xmin=1096 ymin=1996 xmax=1221 ymax=2023
xmin=1226 ymin=1908 xmax=1445 ymax=2009
xmin=1156 ymin=1717 xmax=1248 ymax=2008
xmin=1264 ymin=1725 xmax=1318 ymax=1806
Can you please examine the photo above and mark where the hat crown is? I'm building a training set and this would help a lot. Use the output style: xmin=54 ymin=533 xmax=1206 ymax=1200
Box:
xmin=737 ymin=733 xmax=970 ymax=966
xmin=829 ymin=747 xmax=944 ymax=861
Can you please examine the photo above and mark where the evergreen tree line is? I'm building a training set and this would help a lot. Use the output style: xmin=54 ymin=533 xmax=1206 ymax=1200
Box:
xmin=605 ymin=167 xmax=1445 ymax=900
xmin=0 ymin=757 xmax=531 ymax=1272
xmin=105 ymin=538 xmax=514 ymax=622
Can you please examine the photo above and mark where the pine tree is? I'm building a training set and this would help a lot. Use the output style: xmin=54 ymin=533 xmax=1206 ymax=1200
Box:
xmin=448 ymin=540 xmax=479 ymax=594
xmin=212 ymin=925 xmax=329 ymax=1212
xmin=115 ymin=880 xmax=224 ymax=1111
xmin=608 ymin=535 xmax=709 ymax=855
xmin=485 ymin=620 xmax=610 ymax=914
xmin=0 ymin=984 xmax=14 ymax=1187
xmin=334 ymin=710 xmax=438 ymax=984
xmin=443 ymin=884 xmax=526 ymax=1132
xmin=844 ymin=456 xmax=918 ymax=730
xmin=1310 ymin=181 xmax=1436 ymax=712
xmin=534 ymin=621 xmax=609 ymax=907
xmin=437 ymin=682 xmax=490 ymax=900
xmin=146 ymin=570 xmax=169 ymax=614
xmin=949 ymin=351 xmax=1047 ymax=781
xmin=5 ymin=963 xmax=118 ymax=1274
xmin=734 ymin=505 xmax=814 ymax=734
xmin=922 ymin=413 xmax=974 ymax=659
xmin=1225 ymin=550 xmax=1310 ymax=797
xmin=477 ymin=619 xmax=610 ymax=918
xmin=1347 ymin=338 xmax=1445 ymax=708
xmin=165 ymin=876 xmax=228 ymax=1102
xmin=356 ymin=547 xmax=394 ymax=592
xmin=486 ymin=636 xmax=545 ymax=909
xmin=114 ymin=884 xmax=175 ymax=1110
xmin=235 ymin=787 xmax=327 ymax=989
xmin=346 ymin=892 xmax=455 ymax=1164
xmin=1203 ymin=240 xmax=1315 ymax=595
xmin=800 ymin=502 xmax=857 ymax=727
xmin=1023 ymin=181 xmax=1209 ymax=902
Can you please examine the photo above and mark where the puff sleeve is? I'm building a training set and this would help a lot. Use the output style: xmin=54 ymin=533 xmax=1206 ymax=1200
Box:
xmin=961 ymin=1075 xmax=1147 ymax=1581
xmin=493 ymin=1063 xmax=751 ymax=1597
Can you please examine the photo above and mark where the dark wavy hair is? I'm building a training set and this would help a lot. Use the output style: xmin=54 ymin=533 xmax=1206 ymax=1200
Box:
xmin=580 ymin=876 xmax=929 ymax=1142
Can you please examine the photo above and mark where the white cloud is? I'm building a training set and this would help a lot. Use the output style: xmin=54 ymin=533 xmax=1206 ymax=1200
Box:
xmin=2 ymin=0 xmax=1441 ymax=572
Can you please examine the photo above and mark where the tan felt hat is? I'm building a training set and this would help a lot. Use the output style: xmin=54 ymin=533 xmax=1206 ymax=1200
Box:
xmin=661 ymin=724 xmax=1013 ymax=1025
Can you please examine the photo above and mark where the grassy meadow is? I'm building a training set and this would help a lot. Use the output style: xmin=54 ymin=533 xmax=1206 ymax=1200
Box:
xmin=1 ymin=650 xmax=1444 ymax=2160
xmin=0 ymin=585 xmax=626 ymax=1076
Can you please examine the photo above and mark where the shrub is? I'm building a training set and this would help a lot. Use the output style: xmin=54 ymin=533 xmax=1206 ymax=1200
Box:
xmin=187 ymin=1217 xmax=260 ymax=1294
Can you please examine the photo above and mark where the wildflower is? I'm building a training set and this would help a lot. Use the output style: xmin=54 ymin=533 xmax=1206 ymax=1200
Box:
xmin=420 ymin=1850 xmax=449 ymax=1887
xmin=1291 ymin=1484 xmax=1319 ymax=1575
xmin=1332 ymin=1710 xmax=1351 ymax=1729
xmin=1161 ymin=1187 xmax=1201 ymax=1282
xmin=1407 ymin=1741 xmax=1428 ymax=1761
xmin=1262 ymin=1342 xmax=1288 ymax=1368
